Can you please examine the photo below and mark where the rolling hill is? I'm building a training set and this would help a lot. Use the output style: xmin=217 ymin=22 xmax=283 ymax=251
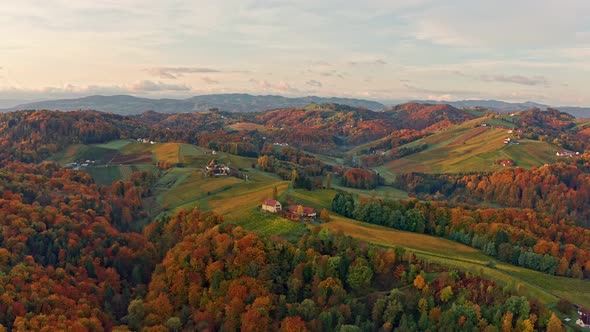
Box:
xmin=384 ymin=102 xmax=477 ymax=130
xmin=2 ymin=93 xmax=385 ymax=114
xmin=381 ymin=119 xmax=559 ymax=174
xmin=411 ymin=99 xmax=590 ymax=118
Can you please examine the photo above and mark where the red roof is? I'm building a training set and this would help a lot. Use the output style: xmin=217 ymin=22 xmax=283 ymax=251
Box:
xmin=288 ymin=205 xmax=315 ymax=215
xmin=262 ymin=199 xmax=279 ymax=206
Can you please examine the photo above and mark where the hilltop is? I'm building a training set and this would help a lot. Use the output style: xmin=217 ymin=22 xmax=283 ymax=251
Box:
xmin=384 ymin=102 xmax=477 ymax=131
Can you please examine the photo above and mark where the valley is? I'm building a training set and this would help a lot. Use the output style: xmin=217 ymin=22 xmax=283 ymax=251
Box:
xmin=45 ymin=125 xmax=590 ymax=310
xmin=1 ymin=104 xmax=588 ymax=331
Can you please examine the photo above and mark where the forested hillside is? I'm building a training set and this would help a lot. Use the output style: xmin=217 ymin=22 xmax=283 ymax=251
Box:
xmin=0 ymin=162 xmax=565 ymax=330
xmin=395 ymin=164 xmax=590 ymax=226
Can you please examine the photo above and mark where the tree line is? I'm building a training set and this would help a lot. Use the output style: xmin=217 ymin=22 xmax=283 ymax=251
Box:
xmin=332 ymin=192 xmax=590 ymax=279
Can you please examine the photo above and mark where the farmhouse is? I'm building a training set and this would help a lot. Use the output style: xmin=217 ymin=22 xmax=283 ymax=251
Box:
xmin=288 ymin=205 xmax=317 ymax=218
xmin=261 ymin=199 xmax=282 ymax=213
xmin=205 ymin=159 xmax=230 ymax=176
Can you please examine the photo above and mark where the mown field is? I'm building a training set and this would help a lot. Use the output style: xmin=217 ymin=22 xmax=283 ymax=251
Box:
xmin=153 ymin=143 xmax=181 ymax=164
xmin=321 ymin=217 xmax=590 ymax=308
xmin=85 ymin=164 xmax=158 ymax=185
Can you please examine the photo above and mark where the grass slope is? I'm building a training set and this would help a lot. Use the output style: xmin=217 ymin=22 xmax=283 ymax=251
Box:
xmin=153 ymin=143 xmax=181 ymax=164
xmin=48 ymin=144 xmax=119 ymax=165
xmin=322 ymin=217 xmax=590 ymax=307
xmin=86 ymin=164 xmax=158 ymax=185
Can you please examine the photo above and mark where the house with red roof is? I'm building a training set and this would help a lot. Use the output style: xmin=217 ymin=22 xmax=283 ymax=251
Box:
xmin=288 ymin=205 xmax=317 ymax=218
xmin=261 ymin=199 xmax=282 ymax=213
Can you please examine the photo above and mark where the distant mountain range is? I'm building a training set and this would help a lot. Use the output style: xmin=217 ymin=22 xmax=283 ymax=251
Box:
xmin=411 ymin=99 xmax=590 ymax=118
xmin=1 ymin=94 xmax=386 ymax=114
xmin=3 ymin=94 xmax=589 ymax=118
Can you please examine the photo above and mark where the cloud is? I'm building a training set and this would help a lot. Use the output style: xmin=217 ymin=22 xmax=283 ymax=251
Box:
xmin=249 ymin=78 xmax=271 ymax=89
xmin=249 ymin=79 xmax=300 ymax=94
xmin=402 ymin=83 xmax=477 ymax=97
xmin=559 ymin=47 xmax=590 ymax=60
xmin=201 ymin=76 xmax=219 ymax=84
xmin=407 ymin=1 xmax=590 ymax=48
xmin=318 ymin=70 xmax=345 ymax=78
xmin=305 ymin=80 xmax=322 ymax=87
xmin=348 ymin=59 xmax=387 ymax=66
xmin=452 ymin=70 xmax=550 ymax=87
xmin=275 ymin=81 xmax=299 ymax=93
xmin=129 ymin=80 xmax=191 ymax=92
xmin=146 ymin=67 xmax=221 ymax=79
xmin=479 ymin=75 xmax=549 ymax=86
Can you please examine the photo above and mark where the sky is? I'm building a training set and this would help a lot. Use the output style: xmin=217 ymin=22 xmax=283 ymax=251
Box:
xmin=0 ymin=0 xmax=589 ymax=106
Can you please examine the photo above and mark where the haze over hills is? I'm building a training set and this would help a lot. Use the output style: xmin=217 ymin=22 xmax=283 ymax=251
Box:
xmin=3 ymin=94 xmax=590 ymax=119
xmin=1 ymin=94 xmax=385 ymax=114
xmin=411 ymin=99 xmax=590 ymax=118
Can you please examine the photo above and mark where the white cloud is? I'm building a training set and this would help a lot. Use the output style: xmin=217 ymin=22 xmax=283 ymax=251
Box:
xmin=348 ymin=59 xmax=387 ymax=66
xmin=201 ymin=77 xmax=219 ymax=84
xmin=306 ymin=80 xmax=322 ymax=87
xmin=249 ymin=79 xmax=300 ymax=94
xmin=146 ymin=67 xmax=221 ymax=79
xmin=479 ymin=75 xmax=549 ymax=86
xmin=129 ymin=80 xmax=191 ymax=92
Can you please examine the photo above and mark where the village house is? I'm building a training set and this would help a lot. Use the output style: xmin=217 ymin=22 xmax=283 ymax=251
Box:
xmin=288 ymin=205 xmax=317 ymax=218
xmin=261 ymin=199 xmax=282 ymax=213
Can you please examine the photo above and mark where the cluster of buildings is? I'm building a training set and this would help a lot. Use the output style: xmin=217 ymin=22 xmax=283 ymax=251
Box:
xmin=63 ymin=160 xmax=96 ymax=170
xmin=497 ymin=159 xmax=516 ymax=167
xmin=205 ymin=159 xmax=230 ymax=176
xmin=261 ymin=199 xmax=317 ymax=221
xmin=136 ymin=138 xmax=156 ymax=144
xmin=503 ymin=137 xmax=519 ymax=145
xmin=556 ymin=151 xmax=580 ymax=157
